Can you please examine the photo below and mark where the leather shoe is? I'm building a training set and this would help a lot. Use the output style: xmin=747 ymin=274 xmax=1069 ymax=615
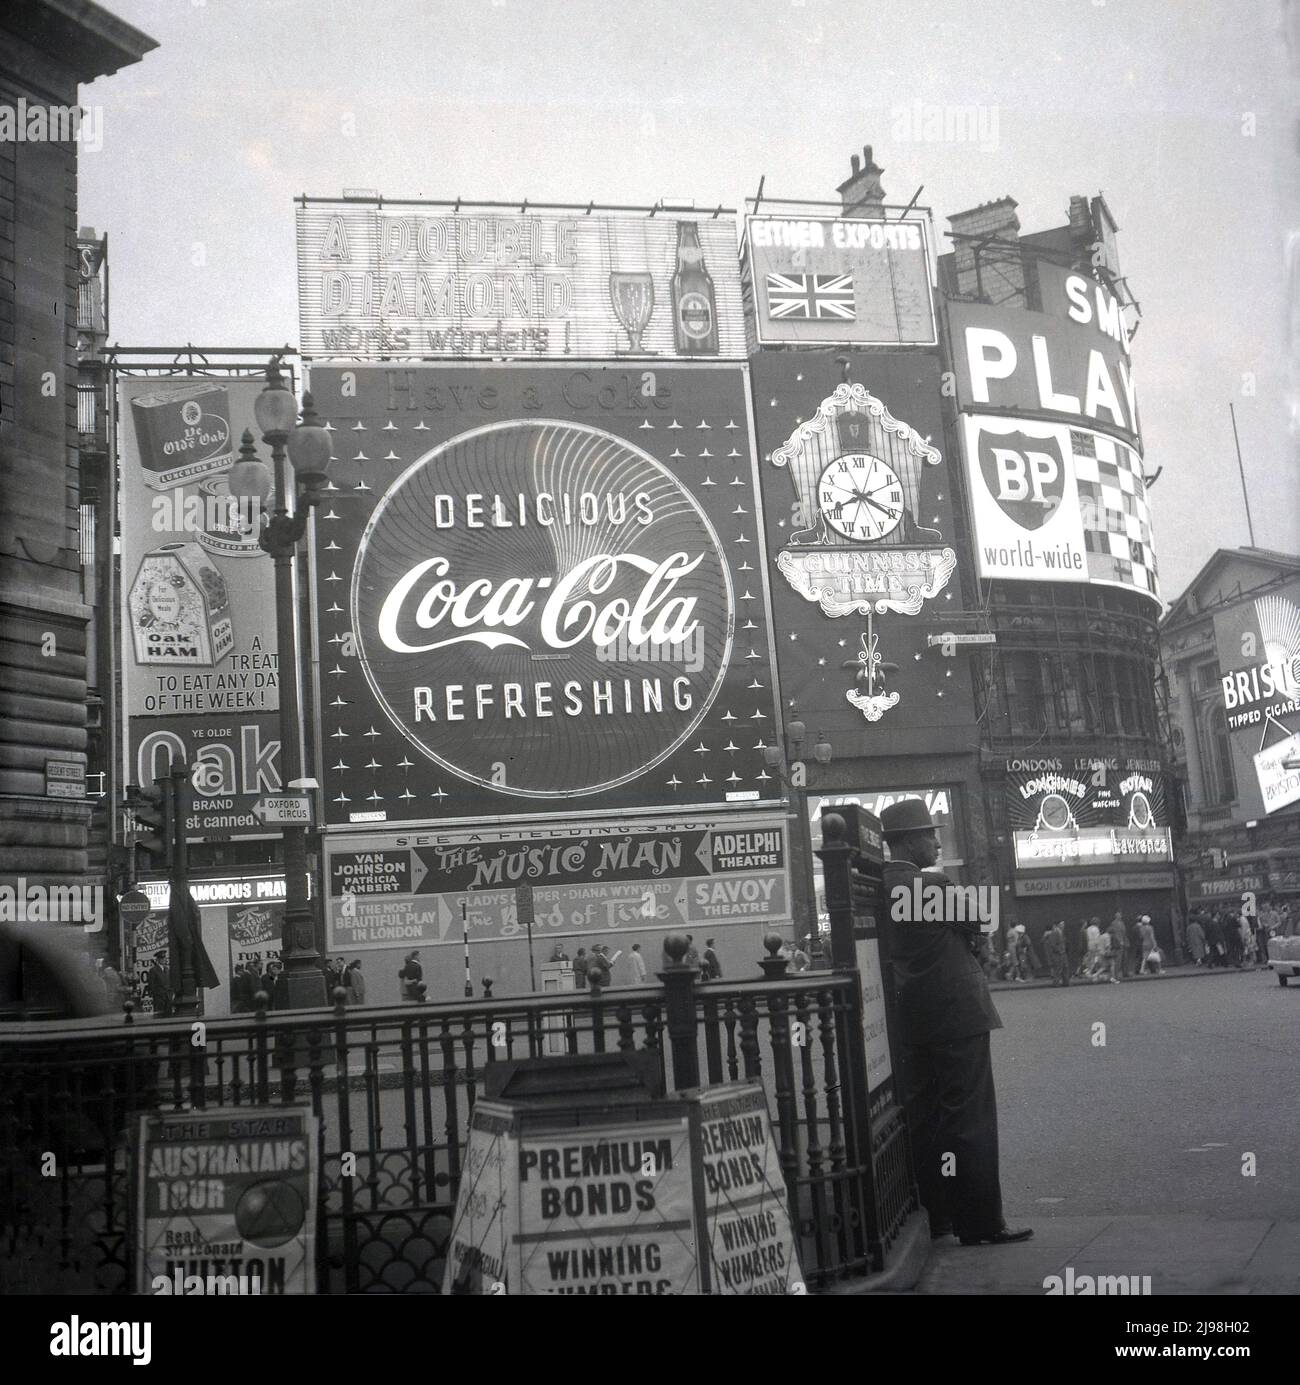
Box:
xmin=958 ymin=1226 xmax=1034 ymax=1246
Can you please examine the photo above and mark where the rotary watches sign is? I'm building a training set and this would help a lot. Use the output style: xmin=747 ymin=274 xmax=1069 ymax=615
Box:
xmin=310 ymin=364 xmax=780 ymax=825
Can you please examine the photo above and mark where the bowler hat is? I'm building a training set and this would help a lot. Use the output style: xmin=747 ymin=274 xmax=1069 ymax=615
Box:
xmin=880 ymin=798 xmax=936 ymax=837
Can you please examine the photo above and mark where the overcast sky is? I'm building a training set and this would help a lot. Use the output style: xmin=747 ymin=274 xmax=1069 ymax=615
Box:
xmin=81 ymin=0 xmax=1298 ymax=602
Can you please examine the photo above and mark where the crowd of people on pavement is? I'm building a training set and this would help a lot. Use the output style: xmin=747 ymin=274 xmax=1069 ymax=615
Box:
xmin=977 ymin=899 xmax=1295 ymax=986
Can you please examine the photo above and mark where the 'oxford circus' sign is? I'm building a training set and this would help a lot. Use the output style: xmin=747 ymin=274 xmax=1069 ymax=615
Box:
xmin=312 ymin=364 xmax=781 ymax=825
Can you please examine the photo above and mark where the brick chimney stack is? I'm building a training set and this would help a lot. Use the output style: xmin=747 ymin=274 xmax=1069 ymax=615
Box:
xmin=945 ymin=197 xmax=1024 ymax=303
xmin=836 ymin=144 xmax=886 ymax=219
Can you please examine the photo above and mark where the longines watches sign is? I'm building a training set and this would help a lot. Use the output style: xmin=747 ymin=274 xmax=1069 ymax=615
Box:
xmin=296 ymin=202 xmax=746 ymax=360
xmin=1006 ymin=762 xmax=1172 ymax=870
xmin=308 ymin=364 xmax=780 ymax=826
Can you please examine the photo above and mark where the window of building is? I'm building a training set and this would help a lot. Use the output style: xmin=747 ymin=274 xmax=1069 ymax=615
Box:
xmin=1197 ymin=704 xmax=1237 ymax=804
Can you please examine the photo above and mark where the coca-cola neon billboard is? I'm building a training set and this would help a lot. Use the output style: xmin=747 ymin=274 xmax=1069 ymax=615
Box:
xmin=353 ymin=419 xmax=733 ymax=796
xmin=310 ymin=363 xmax=780 ymax=826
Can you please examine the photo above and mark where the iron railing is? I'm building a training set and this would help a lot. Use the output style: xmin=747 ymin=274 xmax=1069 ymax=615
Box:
xmin=0 ymin=954 xmax=901 ymax=1294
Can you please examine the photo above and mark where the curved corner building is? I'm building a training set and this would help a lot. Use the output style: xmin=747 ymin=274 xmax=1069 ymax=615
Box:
xmin=937 ymin=195 xmax=1174 ymax=954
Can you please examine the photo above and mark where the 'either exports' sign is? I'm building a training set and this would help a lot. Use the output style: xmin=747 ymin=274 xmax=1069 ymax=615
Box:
xmin=744 ymin=215 xmax=935 ymax=347
xmin=307 ymin=363 xmax=780 ymax=826
xmin=297 ymin=203 xmax=746 ymax=359
xmin=324 ymin=815 xmax=791 ymax=951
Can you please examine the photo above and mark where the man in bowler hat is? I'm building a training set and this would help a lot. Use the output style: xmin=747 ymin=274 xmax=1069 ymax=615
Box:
xmin=879 ymin=798 xmax=1032 ymax=1247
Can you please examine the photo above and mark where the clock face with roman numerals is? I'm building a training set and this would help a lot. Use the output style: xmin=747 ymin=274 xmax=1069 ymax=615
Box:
xmin=816 ymin=453 xmax=905 ymax=542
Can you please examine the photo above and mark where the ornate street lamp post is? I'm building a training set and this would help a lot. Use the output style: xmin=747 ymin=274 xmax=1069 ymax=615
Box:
xmin=764 ymin=722 xmax=833 ymax=952
xmin=229 ymin=358 xmax=333 ymax=1009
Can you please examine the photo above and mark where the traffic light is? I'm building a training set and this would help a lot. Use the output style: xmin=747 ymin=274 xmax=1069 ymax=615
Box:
xmin=126 ymin=776 xmax=174 ymax=875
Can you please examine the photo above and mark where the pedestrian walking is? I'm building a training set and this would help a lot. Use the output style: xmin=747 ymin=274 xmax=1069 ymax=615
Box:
xmin=1138 ymin=916 xmax=1162 ymax=975
xmin=683 ymin=934 xmax=701 ymax=969
xmin=1237 ymin=908 xmax=1256 ymax=968
xmin=628 ymin=943 xmax=647 ymax=985
xmin=702 ymin=938 xmax=721 ymax=980
xmin=1075 ymin=919 xmax=1091 ymax=977
xmin=789 ymin=938 xmax=810 ymax=972
xmin=146 ymin=955 xmax=171 ymax=1016
xmin=398 ymin=950 xmax=423 ymax=1001
xmin=1108 ymin=913 xmax=1128 ymax=980
xmin=1125 ymin=917 xmax=1143 ymax=978
xmin=1084 ymin=917 xmax=1103 ymax=978
xmin=879 ymin=799 xmax=1031 ymax=1248
xmin=1095 ymin=927 xmax=1117 ymax=983
xmin=573 ymin=947 xmax=589 ymax=989
xmin=1043 ymin=921 xmax=1070 ymax=986
xmin=1186 ymin=914 xmax=1207 ymax=964
xmin=345 ymin=959 xmax=366 ymax=1004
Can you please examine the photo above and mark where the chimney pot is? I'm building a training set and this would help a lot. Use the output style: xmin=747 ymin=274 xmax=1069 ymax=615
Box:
xmin=863 ymin=144 xmax=872 ymax=164
xmin=850 ymin=153 xmax=860 ymax=175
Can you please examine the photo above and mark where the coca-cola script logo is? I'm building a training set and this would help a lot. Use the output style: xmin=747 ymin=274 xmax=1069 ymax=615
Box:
xmin=352 ymin=420 xmax=733 ymax=796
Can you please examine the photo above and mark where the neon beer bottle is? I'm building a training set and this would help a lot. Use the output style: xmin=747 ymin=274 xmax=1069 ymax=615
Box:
xmin=672 ymin=222 xmax=719 ymax=355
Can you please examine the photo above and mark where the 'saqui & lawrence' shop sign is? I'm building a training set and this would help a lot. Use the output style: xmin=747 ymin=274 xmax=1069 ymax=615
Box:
xmin=308 ymin=364 xmax=781 ymax=826
xmin=296 ymin=203 xmax=746 ymax=360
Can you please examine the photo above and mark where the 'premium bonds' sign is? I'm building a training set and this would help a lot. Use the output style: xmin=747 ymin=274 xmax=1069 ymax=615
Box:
xmin=324 ymin=815 xmax=791 ymax=951
xmin=296 ymin=203 xmax=746 ymax=360
xmin=743 ymin=215 xmax=936 ymax=348
xmin=309 ymin=364 xmax=780 ymax=825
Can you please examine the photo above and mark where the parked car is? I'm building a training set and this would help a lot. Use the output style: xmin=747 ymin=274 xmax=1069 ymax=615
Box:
xmin=1267 ymin=934 xmax=1300 ymax=987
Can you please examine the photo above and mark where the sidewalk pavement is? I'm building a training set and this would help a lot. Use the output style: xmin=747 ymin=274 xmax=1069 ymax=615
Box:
xmin=986 ymin=961 xmax=1273 ymax=993
xmin=916 ymin=1215 xmax=1300 ymax=1295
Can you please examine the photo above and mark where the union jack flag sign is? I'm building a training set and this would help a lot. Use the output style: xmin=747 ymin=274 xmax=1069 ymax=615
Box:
xmin=764 ymin=272 xmax=856 ymax=321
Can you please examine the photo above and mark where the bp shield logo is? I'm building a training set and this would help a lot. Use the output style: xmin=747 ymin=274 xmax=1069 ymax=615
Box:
xmin=352 ymin=419 xmax=733 ymax=798
xmin=977 ymin=427 xmax=1067 ymax=531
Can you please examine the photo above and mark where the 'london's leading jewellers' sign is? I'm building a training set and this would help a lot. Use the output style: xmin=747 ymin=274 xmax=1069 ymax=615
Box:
xmin=296 ymin=203 xmax=746 ymax=360
xmin=307 ymin=364 xmax=781 ymax=826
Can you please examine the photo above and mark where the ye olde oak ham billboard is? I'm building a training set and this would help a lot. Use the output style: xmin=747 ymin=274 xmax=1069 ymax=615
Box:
xmin=296 ymin=204 xmax=746 ymax=360
xmin=118 ymin=376 xmax=282 ymax=840
xmin=307 ymin=364 xmax=781 ymax=826
xmin=325 ymin=815 xmax=791 ymax=951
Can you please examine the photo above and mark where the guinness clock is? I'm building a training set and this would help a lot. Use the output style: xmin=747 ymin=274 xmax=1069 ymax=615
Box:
xmin=816 ymin=453 xmax=905 ymax=542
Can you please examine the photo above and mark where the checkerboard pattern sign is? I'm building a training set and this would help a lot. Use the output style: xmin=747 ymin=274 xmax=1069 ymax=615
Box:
xmin=1070 ymin=429 xmax=1160 ymax=600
